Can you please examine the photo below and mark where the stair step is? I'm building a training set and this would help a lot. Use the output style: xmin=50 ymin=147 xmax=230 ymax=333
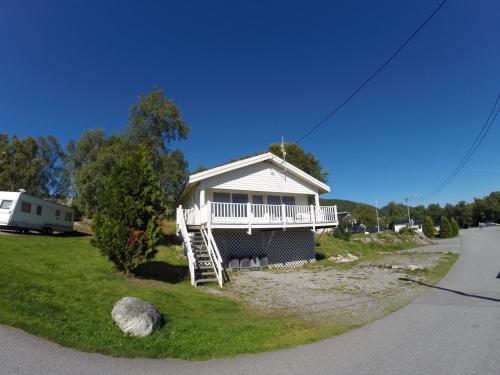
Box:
xmin=196 ymin=278 xmax=217 ymax=284
xmin=198 ymin=265 xmax=214 ymax=270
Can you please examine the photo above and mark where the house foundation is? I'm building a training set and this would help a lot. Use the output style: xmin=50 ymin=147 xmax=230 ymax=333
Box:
xmin=212 ymin=228 xmax=316 ymax=268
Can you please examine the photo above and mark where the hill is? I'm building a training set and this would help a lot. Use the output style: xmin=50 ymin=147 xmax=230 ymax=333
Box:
xmin=320 ymin=198 xmax=376 ymax=213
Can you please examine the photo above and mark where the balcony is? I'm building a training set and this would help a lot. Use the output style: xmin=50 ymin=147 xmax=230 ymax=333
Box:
xmin=180 ymin=201 xmax=338 ymax=231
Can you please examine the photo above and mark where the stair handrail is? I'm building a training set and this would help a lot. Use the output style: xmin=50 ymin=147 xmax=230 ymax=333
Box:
xmin=201 ymin=226 xmax=224 ymax=288
xmin=176 ymin=206 xmax=196 ymax=286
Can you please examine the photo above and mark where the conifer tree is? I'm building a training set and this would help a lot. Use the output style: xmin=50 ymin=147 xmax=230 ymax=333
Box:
xmin=439 ymin=216 xmax=452 ymax=238
xmin=92 ymin=145 xmax=162 ymax=274
xmin=423 ymin=216 xmax=435 ymax=238
xmin=450 ymin=217 xmax=460 ymax=237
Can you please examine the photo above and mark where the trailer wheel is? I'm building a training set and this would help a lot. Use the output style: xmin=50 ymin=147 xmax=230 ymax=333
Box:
xmin=41 ymin=228 xmax=53 ymax=235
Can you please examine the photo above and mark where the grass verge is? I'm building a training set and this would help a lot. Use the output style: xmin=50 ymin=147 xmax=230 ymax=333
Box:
xmin=0 ymin=231 xmax=457 ymax=359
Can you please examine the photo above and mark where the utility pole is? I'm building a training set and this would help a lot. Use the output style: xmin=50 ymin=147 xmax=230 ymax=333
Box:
xmin=405 ymin=197 xmax=411 ymax=224
xmin=375 ymin=198 xmax=380 ymax=233
xmin=404 ymin=194 xmax=418 ymax=227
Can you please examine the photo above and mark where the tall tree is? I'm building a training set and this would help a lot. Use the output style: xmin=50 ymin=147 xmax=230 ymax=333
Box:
xmin=71 ymin=135 xmax=131 ymax=217
xmin=423 ymin=216 xmax=435 ymax=238
xmin=450 ymin=217 xmax=460 ymax=237
xmin=126 ymin=88 xmax=190 ymax=208
xmin=439 ymin=216 xmax=452 ymax=238
xmin=127 ymin=88 xmax=190 ymax=152
xmin=92 ymin=145 xmax=163 ymax=274
xmin=268 ymin=143 xmax=329 ymax=182
xmin=0 ymin=134 xmax=68 ymax=198
xmin=351 ymin=204 xmax=378 ymax=228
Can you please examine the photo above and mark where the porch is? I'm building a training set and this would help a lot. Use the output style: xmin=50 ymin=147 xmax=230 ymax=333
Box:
xmin=180 ymin=201 xmax=338 ymax=231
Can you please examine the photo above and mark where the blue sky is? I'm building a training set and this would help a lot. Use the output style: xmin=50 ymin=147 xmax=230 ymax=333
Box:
xmin=1 ymin=0 xmax=499 ymax=207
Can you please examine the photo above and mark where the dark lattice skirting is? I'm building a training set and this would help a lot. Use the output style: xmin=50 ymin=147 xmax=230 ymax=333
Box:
xmin=212 ymin=228 xmax=316 ymax=269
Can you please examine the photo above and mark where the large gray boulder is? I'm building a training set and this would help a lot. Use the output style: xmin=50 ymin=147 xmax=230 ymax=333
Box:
xmin=111 ymin=297 xmax=163 ymax=337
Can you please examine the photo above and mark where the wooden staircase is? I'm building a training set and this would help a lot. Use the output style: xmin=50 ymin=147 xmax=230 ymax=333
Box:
xmin=177 ymin=206 xmax=224 ymax=287
xmin=190 ymin=231 xmax=218 ymax=285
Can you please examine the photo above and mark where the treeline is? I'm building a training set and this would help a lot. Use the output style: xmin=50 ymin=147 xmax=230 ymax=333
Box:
xmin=0 ymin=88 xmax=190 ymax=219
xmin=381 ymin=193 xmax=500 ymax=228
xmin=322 ymin=194 xmax=500 ymax=230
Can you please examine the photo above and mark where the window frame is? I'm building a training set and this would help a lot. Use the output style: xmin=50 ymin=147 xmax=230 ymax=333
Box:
xmin=0 ymin=200 xmax=13 ymax=210
xmin=64 ymin=212 xmax=73 ymax=222
xmin=21 ymin=201 xmax=31 ymax=214
xmin=36 ymin=205 xmax=42 ymax=216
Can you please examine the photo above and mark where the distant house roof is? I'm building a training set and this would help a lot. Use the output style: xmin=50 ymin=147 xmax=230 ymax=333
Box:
xmin=392 ymin=219 xmax=412 ymax=226
xmin=392 ymin=219 xmax=424 ymax=226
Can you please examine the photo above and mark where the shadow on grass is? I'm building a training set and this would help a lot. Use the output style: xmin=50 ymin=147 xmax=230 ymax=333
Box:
xmin=134 ymin=261 xmax=188 ymax=284
xmin=399 ymin=278 xmax=500 ymax=303
xmin=158 ymin=233 xmax=182 ymax=246
xmin=315 ymin=252 xmax=327 ymax=261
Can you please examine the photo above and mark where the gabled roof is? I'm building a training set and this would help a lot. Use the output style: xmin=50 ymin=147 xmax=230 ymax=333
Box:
xmin=180 ymin=152 xmax=330 ymax=198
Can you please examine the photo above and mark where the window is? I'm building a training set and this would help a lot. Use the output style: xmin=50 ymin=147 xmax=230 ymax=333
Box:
xmin=55 ymin=210 xmax=60 ymax=219
xmin=21 ymin=201 xmax=31 ymax=213
xmin=65 ymin=212 xmax=73 ymax=222
xmin=36 ymin=205 xmax=42 ymax=215
xmin=252 ymin=195 xmax=264 ymax=217
xmin=232 ymin=194 xmax=248 ymax=204
xmin=267 ymin=195 xmax=281 ymax=205
xmin=232 ymin=194 xmax=248 ymax=217
xmin=212 ymin=192 xmax=231 ymax=203
xmin=0 ymin=200 xmax=12 ymax=209
xmin=282 ymin=196 xmax=296 ymax=205
xmin=252 ymin=195 xmax=264 ymax=204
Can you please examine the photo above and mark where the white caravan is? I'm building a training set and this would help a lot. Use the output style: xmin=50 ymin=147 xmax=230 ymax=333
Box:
xmin=0 ymin=190 xmax=74 ymax=234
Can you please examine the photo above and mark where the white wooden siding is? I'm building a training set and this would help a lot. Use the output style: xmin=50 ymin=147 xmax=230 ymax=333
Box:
xmin=203 ymin=162 xmax=317 ymax=195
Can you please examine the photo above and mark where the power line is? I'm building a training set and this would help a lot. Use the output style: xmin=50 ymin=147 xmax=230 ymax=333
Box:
xmin=422 ymin=93 xmax=500 ymax=201
xmin=295 ymin=0 xmax=449 ymax=144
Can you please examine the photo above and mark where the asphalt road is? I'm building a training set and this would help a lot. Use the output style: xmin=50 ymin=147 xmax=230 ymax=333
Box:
xmin=1 ymin=228 xmax=499 ymax=375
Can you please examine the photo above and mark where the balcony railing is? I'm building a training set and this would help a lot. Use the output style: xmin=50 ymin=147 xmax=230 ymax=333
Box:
xmin=180 ymin=201 xmax=338 ymax=230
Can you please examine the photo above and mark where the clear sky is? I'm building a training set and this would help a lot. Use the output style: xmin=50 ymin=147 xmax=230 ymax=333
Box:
xmin=1 ymin=0 xmax=499 ymax=207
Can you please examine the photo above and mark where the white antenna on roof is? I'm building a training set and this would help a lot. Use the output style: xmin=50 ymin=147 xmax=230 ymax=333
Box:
xmin=280 ymin=136 xmax=287 ymax=180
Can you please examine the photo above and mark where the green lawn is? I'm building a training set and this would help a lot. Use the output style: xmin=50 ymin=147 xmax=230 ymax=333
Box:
xmin=0 ymin=231 xmax=456 ymax=359
xmin=0 ymin=234 xmax=337 ymax=359
xmin=315 ymin=231 xmax=427 ymax=262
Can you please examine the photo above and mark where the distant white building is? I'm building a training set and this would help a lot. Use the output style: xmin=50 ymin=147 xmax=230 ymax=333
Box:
xmin=392 ymin=219 xmax=423 ymax=233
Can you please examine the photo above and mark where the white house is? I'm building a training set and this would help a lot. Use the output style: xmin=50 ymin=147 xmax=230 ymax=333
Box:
xmin=176 ymin=152 xmax=338 ymax=287
xmin=392 ymin=219 xmax=423 ymax=233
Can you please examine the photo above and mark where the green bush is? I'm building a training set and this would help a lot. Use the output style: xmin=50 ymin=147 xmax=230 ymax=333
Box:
xmin=439 ymin=216 xmax=452 ymax=238
xmin=423 ymin=216 xmax=435 ymax=238
xmin=399 ymin=226 xmax=416 ymax=235
xmin=450 ymin=217 xmax=460 ymax=237
xmin=333 ymin=220 xmax=351 ymax=241
xmin=92 ymin=145 xmax=163 ymax=274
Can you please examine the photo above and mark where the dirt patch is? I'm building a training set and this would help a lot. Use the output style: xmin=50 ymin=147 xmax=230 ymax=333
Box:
xmin=213 ymin=252 xmax=451 ymax=326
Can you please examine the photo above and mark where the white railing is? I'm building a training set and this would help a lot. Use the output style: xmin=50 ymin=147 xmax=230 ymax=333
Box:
xmin=207 ymin=202 xmax=338 ymax=227
xmin=178 ymin=202 xmax=338 ymax=229
xmin=201 ymin=225 xmax=224 ymax=288
xmin=176 ymin=206 xmax=196 ymax=286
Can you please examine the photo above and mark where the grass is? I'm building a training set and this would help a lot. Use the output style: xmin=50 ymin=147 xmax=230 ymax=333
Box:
xmin=0 ymin=233 xmax=343 ymax=359
xmin=0 ymin=228 xmax=457 ymax=360
xmin=315 ymin=232 xmax=426 ymax=263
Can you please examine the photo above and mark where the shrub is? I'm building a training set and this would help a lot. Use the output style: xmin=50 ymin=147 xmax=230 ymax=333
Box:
xmin=423 ymin=216 xmax=435 ymax=238
xmin=333 ymin=220 xmax=351 ymax=241
xmin=450 ymin=217 xmax=460 ymax=237
xmin=91 ymin=146 xmax=163 ymax=274
xmin=398 ymin=226 xmax=416 ymax=235
xmin=439 ymin=216 xmax=452 ymax=238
